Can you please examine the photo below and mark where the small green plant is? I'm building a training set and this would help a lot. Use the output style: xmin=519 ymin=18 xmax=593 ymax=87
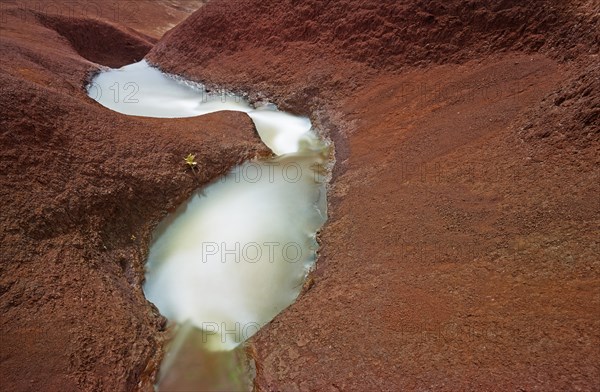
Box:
xmin=183 ymin=153 xmax=198 ymax=180
xmin=184 ymin=153 xmax=198 ymax=172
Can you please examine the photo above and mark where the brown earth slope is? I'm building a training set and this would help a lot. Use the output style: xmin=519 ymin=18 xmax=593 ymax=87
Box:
xmin=0 ymin=1 xmax=267 ymax=391
xmin=148 ymin=0 xmax=600 ymax=390
xmin=1 ymin=0 xmax=599 ymax=391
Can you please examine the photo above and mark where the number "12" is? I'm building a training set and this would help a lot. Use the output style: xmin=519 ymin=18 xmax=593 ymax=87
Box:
xmin=109 ymin=82 xmax=139 ymax=103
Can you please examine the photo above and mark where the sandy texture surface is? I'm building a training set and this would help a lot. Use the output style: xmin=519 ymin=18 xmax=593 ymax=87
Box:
xmin=0 ymin=1 xmax=267 ymax=390
xmin=1 ymin=0 xmax=599 ymax=390
xmin=149 ymin=0 xmax=599 ymax=390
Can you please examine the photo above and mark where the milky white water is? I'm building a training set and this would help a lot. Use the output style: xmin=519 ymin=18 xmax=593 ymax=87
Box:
xmin=89 ymin=60 xmax=318 ymax=155
xmin=87 ymin=61 xmax=328 ymax=355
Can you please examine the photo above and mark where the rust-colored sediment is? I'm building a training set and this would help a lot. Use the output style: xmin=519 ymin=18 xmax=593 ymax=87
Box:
xmin=0 ymin=1 xmax=265 ymax=390
xmin=1 ymin=0 xmax=599 ymax=391
xmin=149 ymin=0 xmax=599 ymax=390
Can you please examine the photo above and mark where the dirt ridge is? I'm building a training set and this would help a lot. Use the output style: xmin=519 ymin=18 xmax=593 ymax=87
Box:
xmin=148 ymin=1 xmax=600 ymax=390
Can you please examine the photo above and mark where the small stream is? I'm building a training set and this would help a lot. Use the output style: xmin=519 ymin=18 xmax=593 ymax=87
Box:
xmin=88 ymin=61 xmax=329 ymax=390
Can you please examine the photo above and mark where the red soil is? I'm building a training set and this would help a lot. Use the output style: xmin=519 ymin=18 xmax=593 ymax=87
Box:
xmin=149 ymin=0 xmax=600 ymax=390
xmin=1 ymin=0 xmax=599 ymax=391
xmin=36 ymin=13 xmax=155 ymax=68
xmin=0 ymin=1 xmax=266 ymax=390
